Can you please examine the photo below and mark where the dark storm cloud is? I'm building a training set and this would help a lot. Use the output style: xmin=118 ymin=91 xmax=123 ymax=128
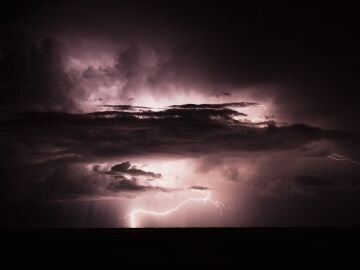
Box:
xmin=2 ymin=1 xmax=360 ymax=227
xmin=110 ymin=161 xmax=162 ymax=178
xmin=157 ymin=3 xmax=360 ymax=132
xmin=189 ymin=185 xmax=209 ymax=190
xmin=293 ymin=175 xmax=333 ymax=188
xmin=1 ymin=1 xmax=359 ymax=132
xmin=93 ymin=161 xmax=162 ymax=179
xmin=0 ymin=156 xmax=170 ymax=203
xmin=103 ymin=105 xmax=147 ymax=111
xmin=214 ymin=151 xmax=360 ymax=195
xmin=107 ymin=178 xmax=148 ymax=192
xmin=106 ymin=178 xmax=169 ymax=193
xmin=293 ymin=175 xmax=360 ymax=189
xmin=1 ymin=107 xmax=357 ymax=161
xmin=169 ymin=102 xmax=257 ymax=109
xmin=111 ymin=162 xmax=132 ymax=172
xmin=0 ymin=37 xmax=77 ymax=111
xmin=0 ymin=162 xmax=102 ymax=202
xmin=2 ymin=105 xmax=358 ymax=203
xmin=104 ymin=102 xmax=256 ymax=112
xmin=95 ymin=102 xmax=249 ymax=121
xmin=142 ymin=108 xmax=246 ymax=119
xmin=92 ymin=107 xmax=246 ymax=120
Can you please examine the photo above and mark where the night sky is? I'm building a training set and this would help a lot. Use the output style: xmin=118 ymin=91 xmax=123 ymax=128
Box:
xmin=1 ymin=1 xmax=360 ymax=227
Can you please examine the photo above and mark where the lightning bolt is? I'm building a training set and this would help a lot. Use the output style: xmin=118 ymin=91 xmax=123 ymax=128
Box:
xmin=327 ymin=153 xmax=360 ymax=165
xmin=127 ymin=190 xmax=224 ymax=228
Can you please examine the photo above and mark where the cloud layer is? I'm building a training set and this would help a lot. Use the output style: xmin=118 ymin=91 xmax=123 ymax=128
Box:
xmin=0 ymin=104 xmax=359 ymax=205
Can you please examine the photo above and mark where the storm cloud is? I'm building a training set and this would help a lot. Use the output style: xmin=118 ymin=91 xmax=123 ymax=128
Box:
xmin=1 ymin=1 xmax=359 ymax=131
xmin=1 ymin=105 xmax=356 ymax=162
xmin=110 ymin=161 xmax=161 ymax=179
xmin=1 ymin=1 xmax=360 ymax=227
xmin=0 ymin=37 xmax=77 ymax=111
xmin=0 ymin=104 xmax=358 ymax=205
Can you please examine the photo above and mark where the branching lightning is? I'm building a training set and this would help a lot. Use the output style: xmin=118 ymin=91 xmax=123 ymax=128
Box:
xmin=327 ymin=153 xmax=360 ymax=165
xmin=127 ymin=190 xmax=224 ymax=228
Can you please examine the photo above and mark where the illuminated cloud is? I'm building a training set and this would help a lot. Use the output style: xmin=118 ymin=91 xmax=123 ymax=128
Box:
xmin=0 ymin=106 xmax=358 ymax=205
xmin=110 ymin=161 xmax=162 ymax=178
xmin=1 ymin=1 xmax=360 ymax=227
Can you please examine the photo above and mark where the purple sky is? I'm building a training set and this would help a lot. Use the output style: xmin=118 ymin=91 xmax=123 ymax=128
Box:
xmin=1 ymin=1 xmax=360 ymax=227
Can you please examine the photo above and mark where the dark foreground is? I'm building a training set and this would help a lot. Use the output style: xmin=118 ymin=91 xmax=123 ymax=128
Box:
xmin=1 ymin=228 xmax=359 ymax=265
